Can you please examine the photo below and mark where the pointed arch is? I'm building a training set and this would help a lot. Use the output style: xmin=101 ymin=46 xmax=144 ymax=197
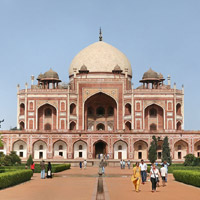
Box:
xmin=73 ymin=140 xmax=87 ymax=159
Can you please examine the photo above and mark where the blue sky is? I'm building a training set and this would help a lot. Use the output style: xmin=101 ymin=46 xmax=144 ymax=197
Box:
xmin=0 ymin=0 xmax=200 ymax=130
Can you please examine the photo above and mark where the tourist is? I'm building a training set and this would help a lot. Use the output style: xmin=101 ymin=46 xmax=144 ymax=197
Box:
xmin=127 ymin=160 xmax=131 ymax=169
xmin=79 ymin=161 xmax=82 ymax=169
xmin=40 ymin=160 xmax=45 ymax=179
xmin=47 ymin=162 xmax=52 ymax=178
xmin=150 ymin=163 xmax=160 ymax=192
xmin=120 ymin=159 xmax=123 ymax=169
xmin=160 ymin=164 xmax=167 ymax=186
xmin=162 ymin=161 xmax=169 ymax=182
xmin=83 ymin=160 xmax=87 ymax=169
xmin=123 ymin=160 xmax=126 ymax=169
xmin=131 ymin=162 xmax=141 ymax=192
xmin=139 ymin=159 xmax=147 ymax=184
xmin=30 ymin=161 xmax=35 ymax=173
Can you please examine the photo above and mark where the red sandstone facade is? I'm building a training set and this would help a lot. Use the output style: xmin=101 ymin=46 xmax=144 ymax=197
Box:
xmin=1 ymin=38 xmax=200 ymax=162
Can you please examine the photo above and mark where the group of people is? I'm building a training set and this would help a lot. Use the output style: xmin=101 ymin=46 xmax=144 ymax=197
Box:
xmin=29 ymin=161 xmax=53 ymax=179
xmin=79 ymin=160 xmax=87 ymax=169
xmin=120 ymin=160 xmax=131 ymax=169
xmin=132 ymin=160 xmax=169 ymax=193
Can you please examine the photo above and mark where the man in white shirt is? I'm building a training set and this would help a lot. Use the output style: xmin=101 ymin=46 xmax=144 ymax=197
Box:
xmin=160 ymin=164 xmax=167 ymax=186
xmin=83 ymin=160 xmax=87 ymax=169
xmin=139 ymin=159 xmax=147 ymax=184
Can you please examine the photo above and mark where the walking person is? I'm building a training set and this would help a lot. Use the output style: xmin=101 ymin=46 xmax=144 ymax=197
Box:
xmin=131 ymin=162 xmax=141 ymax=192
xmin=160 ymin=164 xmax=167 ymax=186
xmin=127 ymin=160 xmax=131 ymax=169
xmin=47 ymin=162 xmax=52 ymax=178
xmin=163 ymin=161 xmax=169 ymax=182
xmin=83 ymin=160 xmax=87 ymax=169
xmin=40 ymin=160 xmax=45 ymax=179
xmin=123 ymin=160 xmax=126 ymax=169
xmin=79 ymin=161 xmax=82 ymax=169
xmin=139 ymin=159 xmax=147 ymax=184
xmin=30 ymin=161 xmax=35 ymax=174
xmin=150 ymin=163 xmax=160 ymax=192
xmin=120 ymin=159 xmax=123 ymax=169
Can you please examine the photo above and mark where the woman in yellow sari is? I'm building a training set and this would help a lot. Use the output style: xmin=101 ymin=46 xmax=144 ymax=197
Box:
xmin=131 ymin=162 xmax=141 ymax=192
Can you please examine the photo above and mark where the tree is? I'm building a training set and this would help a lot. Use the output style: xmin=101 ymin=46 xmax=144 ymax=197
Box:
xmin=9 ymin=151 xmax=21 ymax=165
xmin=148 ymin=136 xmax=157 ymax=163
xmin=162 ymin=136 xmax=172 ymax=164
xmin=26 ymin=155 xmax=33 ymax=166
xmin=0 ymin=134 xmax=3 ymax=149
xmin=184 ymin=154 xmax=195 ymax=166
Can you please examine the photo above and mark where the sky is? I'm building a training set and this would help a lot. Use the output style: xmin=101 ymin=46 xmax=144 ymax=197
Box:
xmin=0 ymin=0 xmax=200 ymax=130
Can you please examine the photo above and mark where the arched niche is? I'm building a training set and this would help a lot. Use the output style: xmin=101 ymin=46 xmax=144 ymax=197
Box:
xmin=134 ymin=140 xmax=148 ymax=160
xmin=33 ymin=140 xmax=47 ymax=159
xmin=113 ymin=140 xmax=128 ymax=159
xmin=73 ymin=140 xmax=87 ymax=159
xmin=53 ymin=140 xmax=67 ymax=159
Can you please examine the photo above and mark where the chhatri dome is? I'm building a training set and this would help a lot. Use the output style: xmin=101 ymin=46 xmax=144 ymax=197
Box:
xmin=69 ymin=29 xmax=132 ymax=76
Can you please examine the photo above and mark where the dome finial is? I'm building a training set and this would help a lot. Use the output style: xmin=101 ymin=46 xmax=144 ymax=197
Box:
xmin=99 ymin=27 xmax=102 ymax=41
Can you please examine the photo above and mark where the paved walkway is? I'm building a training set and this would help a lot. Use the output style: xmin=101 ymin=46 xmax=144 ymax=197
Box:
xmin=0 ymin=167 xmax=200 ymax=200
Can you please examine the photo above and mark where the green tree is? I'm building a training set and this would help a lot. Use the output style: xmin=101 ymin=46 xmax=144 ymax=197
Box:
xmin=184 ymin=154 xmax=195 ymax=166
xmin=148 ymin=136 xmax=157 ymax=163
xmin=9 ymin=151 xmax=21 ymax=165
xmin=161 ymin=136 xmax=172 ymax=164
xmin=26 ymin=155 xmax=33 ymax=167
xmin=0 ymin=134 xmax=3 ymax=149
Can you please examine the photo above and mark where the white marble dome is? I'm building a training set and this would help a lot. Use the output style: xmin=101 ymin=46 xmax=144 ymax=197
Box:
xmin=69 ymin=41 xmax=132 ymax=76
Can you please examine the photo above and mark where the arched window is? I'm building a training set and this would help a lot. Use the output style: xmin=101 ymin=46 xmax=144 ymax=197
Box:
xmin=59 ymin=145 xmax=63 ymax=150
xmin=96 ymin=123 xmax=105 ymax=131
xmin=178 ymin=145 xmax=182 ymax=150
xmin=177 ymin=122 xmax=182 ymax=130
xmin=45 ymin=108 xmax=52 ymax=117
xmin=44 ymin=123 xmax=51 ymax=130
xmin=87 ymin=107 xmax=93 ymax=115
xmin=197 ymin=145 xmax=200 ymax=151
xmin=70 ymin=103 xmax=76 ymax=115
xmin=19 ymin=121 xmax=25 ymax=130
xmin=176 ymin=103 xmax=181 ymax=115
xmin=138 ymin=145 xmax=142 ymax=150
xmin=20 ymin=103 xmax=25 ymax=115
xmin=125 ymin=121 xmax=131 ymax=131
xmin=118 ymin=145 xmax=122 ymax=150
xmin=39 ymin=145 xmax=43 ymax=150
xmin=70 ymin=122 xmax=76 ymax=130
xmin=19 ymin=145 xmax=23 ymax=150
xmin=149 ymin=108 xmax=157 ymax=117
xmin=150 ymin=123 xmax=157 ymax=131
xmin=107 ymin=107 xmax=114 ymax=116
xmin=96 ymin=107 xmax=105 ymax=116
xmin=79 ymin=145 xmax=83 ymax=150
xmin=125 ymin=104 xmax=131 ymax=115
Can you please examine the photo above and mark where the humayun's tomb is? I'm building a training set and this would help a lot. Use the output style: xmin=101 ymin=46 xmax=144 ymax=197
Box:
xmin=1 ymin=32 xmax=200 ymax=164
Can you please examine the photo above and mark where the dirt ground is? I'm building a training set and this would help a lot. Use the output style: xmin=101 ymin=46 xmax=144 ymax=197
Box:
xmin=0 ymin=166 xmax=200 ymax=200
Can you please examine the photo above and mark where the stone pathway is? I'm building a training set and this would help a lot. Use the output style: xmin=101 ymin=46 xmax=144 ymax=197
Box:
xmin=0 ymin=167 xmax=200 ymax=200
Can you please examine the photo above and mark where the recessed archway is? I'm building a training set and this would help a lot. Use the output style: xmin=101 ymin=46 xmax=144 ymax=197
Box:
xmin=73 ymin=140 xmax=87 ymax=159
xmin=134 ymin=140 xmax=148 ymax=160
xmin=145 ymin=104 xmax=164 ymax=130
xmin=84 ymin=92 xmax=117 ymax=131
xmin=53 ymin=140 xmax=67 ymax=159
xmin=33 ymin=140 xmax=47 ymax=159
xmin=93 ymin=140 xmax=107 ymax=159
xmin=174 ymin=140 xmax=188 ymax=160
xmin=13 ymin=140 xmax=27 ymax=158
xmin=113 ymin=140 xmax=127 ymax=159
xmin=38 ymin=104 xmax=57 ymax=130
